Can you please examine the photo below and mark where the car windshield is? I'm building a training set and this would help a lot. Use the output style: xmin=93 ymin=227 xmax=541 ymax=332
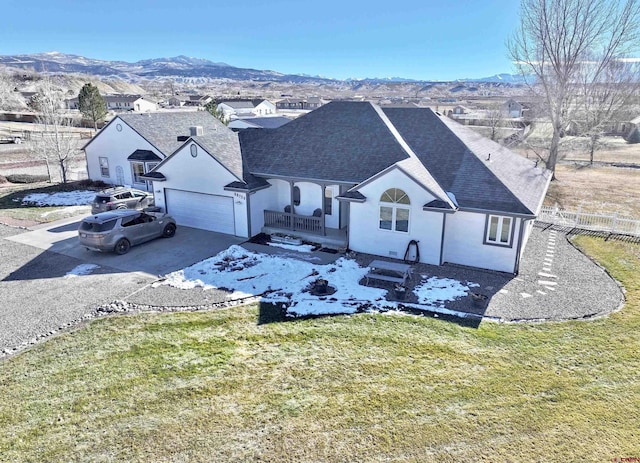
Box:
xmin=80 ymin=219 xmax=117 ymax=232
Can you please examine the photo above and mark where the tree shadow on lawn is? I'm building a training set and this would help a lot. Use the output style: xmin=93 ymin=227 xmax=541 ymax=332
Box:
xmin=257 ymin=300 xmax=483 ymax=328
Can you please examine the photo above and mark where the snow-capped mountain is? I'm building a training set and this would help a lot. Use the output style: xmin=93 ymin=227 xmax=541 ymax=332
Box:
xmin=0 ymin=52 xmax=525 ymax=86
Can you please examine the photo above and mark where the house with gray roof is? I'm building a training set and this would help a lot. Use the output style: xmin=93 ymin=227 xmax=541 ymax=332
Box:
xmin=83 ymin=111 xmax=229 ymax=192
xmin=86 ymin=101 xmax=550 ymax=273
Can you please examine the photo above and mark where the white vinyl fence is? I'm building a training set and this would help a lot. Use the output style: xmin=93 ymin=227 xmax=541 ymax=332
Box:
xmin=537 ymin=205 xmax=640 ymax=237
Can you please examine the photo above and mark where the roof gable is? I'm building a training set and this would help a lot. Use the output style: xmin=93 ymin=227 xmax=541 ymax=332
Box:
xmin=382 ymin=107 xmax=551 ymax=215
xmin=118 ymin=111 xmax=228 ymax=156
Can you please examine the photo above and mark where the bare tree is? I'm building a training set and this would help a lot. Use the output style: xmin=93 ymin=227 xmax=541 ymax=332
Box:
xmin=0 ymin=72 xmax=25 ymax=111
xmin=573 ymin=56 xmax=640 ymax=163
xmin=485 ymin=102 xmax=506 ymax=141
xmin=508 ymin=0 xmax=640 ymax=177
xmin=29 ymin=77 xmax=80 ymax=183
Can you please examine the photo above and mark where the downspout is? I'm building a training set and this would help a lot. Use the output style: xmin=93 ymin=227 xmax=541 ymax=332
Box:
xmin=321 ymin=184 xmax=326 ymax=236
xmin=439 ymin=212 xmax=447 ymax=265
xmin=246 ymin=191 xmax=252 ymax=238
xmin=513 ymin=218 xmax=527 ymax=275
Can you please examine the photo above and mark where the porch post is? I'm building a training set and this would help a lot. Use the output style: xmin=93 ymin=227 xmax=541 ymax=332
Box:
xmin=289 ymin=180 xmax=295 ymax=231
xmin=321 ymin=184 xmax=326 ymax=236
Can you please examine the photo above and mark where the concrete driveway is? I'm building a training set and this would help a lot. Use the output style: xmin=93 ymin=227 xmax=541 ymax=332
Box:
xmin=0 ymin=217 xmax=244 ymax=355
xmin=6 ymin=215 xmax=244 ymax=277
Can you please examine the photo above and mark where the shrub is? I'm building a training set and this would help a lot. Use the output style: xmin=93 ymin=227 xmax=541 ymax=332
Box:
xmin=5 ymin=174 xmax=50 ymax=184
xmin=76 ymin=179 xmax=108 ymax=189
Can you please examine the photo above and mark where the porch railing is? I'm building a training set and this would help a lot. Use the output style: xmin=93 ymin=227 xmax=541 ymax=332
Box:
xmin=264 ymin=210 xmax=324 ymax=235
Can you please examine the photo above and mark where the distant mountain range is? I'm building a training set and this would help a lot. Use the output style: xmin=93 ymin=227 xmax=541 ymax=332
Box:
xmin=0 ymin=52 xmax=527 ymax=86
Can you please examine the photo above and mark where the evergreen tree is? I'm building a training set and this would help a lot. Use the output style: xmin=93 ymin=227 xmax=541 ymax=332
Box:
xmin=205 ymin=100 xmax=228 ymax=125
xmin=78 ymin=83 xmax=107 ymax=130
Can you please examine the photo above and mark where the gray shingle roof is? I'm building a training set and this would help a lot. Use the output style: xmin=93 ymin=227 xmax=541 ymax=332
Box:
xmin=240 ymin=101 xmax=550 ymax=216
xmin=118 ymin=111 xmax=228 ymax=157
xmin=189 ymin=130 xmax=243 ymax=180
xmin=127 ymin=149 xmax=161 ymax=161
xmin=382 ymin=107 xmax=551 ymax=215
xmin=239 ymin=101 xmax=412 ymax=183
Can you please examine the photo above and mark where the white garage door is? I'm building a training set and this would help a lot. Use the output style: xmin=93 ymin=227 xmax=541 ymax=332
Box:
xmin=165 ymin=189 xmax=235 ymax=234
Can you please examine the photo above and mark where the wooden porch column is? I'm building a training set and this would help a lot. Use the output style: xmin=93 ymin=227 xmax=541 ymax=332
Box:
xmin=321 ymin=184 xmax=326 ymax=236
xmin=288 ymin=180 xmax=295 ymax=231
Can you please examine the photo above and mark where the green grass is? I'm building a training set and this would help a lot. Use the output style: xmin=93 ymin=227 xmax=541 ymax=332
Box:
xmin=1 ymin=236 xmax=639 ymax=462
xmin=0 ymin=181 xmax=95 ymax=224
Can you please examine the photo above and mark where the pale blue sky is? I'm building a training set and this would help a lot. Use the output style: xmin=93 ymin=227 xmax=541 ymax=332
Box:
xmin=2 ymin=0 xmax=521 ymax=80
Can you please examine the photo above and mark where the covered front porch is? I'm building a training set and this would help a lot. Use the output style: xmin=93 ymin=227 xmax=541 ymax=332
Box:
xmin=258 ymin=178 xmax=352 ymax=249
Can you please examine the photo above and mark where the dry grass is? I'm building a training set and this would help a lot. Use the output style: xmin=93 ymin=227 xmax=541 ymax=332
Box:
xmin=545 ymin=164 xmax=640 ymax=217
xmin=1 ymin=237 xmax=639 ymax=462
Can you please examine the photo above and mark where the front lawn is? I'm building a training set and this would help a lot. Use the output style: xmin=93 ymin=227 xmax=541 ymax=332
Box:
xmin=1 ymin=236 xmax=639 ymax=462
xmin=0 ymin=181 xmax=98 ymax=225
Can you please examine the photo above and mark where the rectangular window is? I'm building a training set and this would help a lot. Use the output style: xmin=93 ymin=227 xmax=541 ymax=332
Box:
xmin=99 ymin=157 xmax=109 ymax=177
xmin=486 ymin=215 xmax=513 ymax=246
xmin=324 ymin=189 xmax=333 ymax=215
xmin=379 ymin=206 xmax=393 ymax=230
xmin=396 ymin=208 xmax=409 ymax=232
xmin=131 ymin=162 xmax=145 ymax=184
xmin=379 ymin=206 xmax=409 ymax=232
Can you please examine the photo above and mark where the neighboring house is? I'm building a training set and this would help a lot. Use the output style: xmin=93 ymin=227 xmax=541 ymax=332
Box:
xmin=503 ymin=99 xmax=524 ymax=118
xmin=276 ymin=97 xmax=325 ymax=110
xmin=138 ymin=101 xmax=550 ymax=274
xmin=83 ymin=111 xmax=228 ymax=191
xmin=452 ymin=105 xmax=472 ymax=115
xmin=217 ymin=99 xmax=276 ymax=119
xmin=623 ymin=115 xmax=640 ymax=142
xmin=227 ymin=116 xmax=292 ymax=131
xmin=184 ymin=95 xmax=213 ymax=107
xmin=67 ymin=94 xmax=157 ymax=112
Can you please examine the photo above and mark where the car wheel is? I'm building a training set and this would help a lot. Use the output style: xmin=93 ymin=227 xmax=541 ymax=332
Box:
xmin=162 ymin=223 xmax=176 ymax=238
xmin=114 ymin=238 xmax=131 ymax=255
xmin=117 ymin=205 xmax=127 ymax=210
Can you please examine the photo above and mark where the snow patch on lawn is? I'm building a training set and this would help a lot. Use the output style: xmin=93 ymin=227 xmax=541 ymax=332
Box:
xmin=64 ymin=264 xmax=99 ymax=278
xmin=40 ymin=205 xmax=90 ymax=217
xmin=413 ymin=277 xmax=479 ymax=308
xmin=157 ymin=245 xmax=478 ymax=318
xmin=22 ymin=191 xmax=96 ymax=206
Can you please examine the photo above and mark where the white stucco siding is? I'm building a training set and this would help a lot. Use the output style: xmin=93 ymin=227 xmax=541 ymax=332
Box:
xmin=324 ymin=185 xmax=339 ymax=229
xmin=133 ymin=99 xmax=157 ymax=112
xmin=84 ymin=118 xmax=161 ymax=186
xmin=294 ymin=182 xmax=321 ymax=216
xmin=348 ymin=168 xmax=443 ymax=265
xmin=248 ymin=187 xmax=273 ymax=236
xmin=254 ymin=101 xmax=276 ymax=115
xmin=152 ymin=142 xmax=248 ymax=237
xmin=442 ymin=211 xmax=521 ymax=273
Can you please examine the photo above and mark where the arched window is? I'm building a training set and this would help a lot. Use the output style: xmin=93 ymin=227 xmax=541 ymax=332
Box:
xmin=379 ymin=188 xmax=410 ymax=232
xmin=293 ymin=186 xmax=301 ymax=206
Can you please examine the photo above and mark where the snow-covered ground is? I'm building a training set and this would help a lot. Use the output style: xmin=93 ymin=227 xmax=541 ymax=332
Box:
xmin=22 ymin=191 xmax=96 ymax=206
xmin=156 ymin=245 xmax=479 ymax=318
xmin=64 ymin=264 xmax=100 ymax=278
xmin=40 ymin=205 xmax=90 ymax=217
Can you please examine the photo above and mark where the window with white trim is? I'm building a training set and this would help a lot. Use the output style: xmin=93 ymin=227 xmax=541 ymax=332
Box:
xmin=99 ymin=157 xmax=109 ymax=177
xmin=379 ymin=188 xmax=410 ymax=232
xmin=131 ymin=162 xmax=145 ymax=184
xmin=486 ymin=215 xmax=513 ymax=246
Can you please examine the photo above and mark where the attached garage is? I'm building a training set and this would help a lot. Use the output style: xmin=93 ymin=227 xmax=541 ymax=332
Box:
xmin=165 ymin=189 xmax=235 ymax=234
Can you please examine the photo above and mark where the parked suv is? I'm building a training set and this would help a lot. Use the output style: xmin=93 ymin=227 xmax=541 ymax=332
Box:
xmin=78 ymin=209 xmax=177 ymax=254
xmin=91 ymin=187 xmax=154 ymax=214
